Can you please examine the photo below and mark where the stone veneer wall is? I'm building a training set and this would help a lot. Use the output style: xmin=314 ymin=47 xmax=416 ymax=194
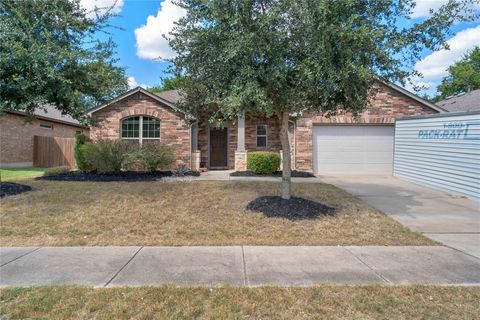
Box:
xmin=293 ymin=81 xmax=438 ymax=171
xmin=0 ymin=112 xmax=87 ymax=166
xmin=90 ymin=92 xmax=191 ymax=167
xmin=196 ymin=116 xmax=283 ymax=169
xmin=198 ymin=126 xmax=209 ymax=167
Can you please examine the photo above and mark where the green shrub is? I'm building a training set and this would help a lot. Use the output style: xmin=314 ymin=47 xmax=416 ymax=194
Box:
xmin=138 ymin=143 xmax=175 ymax=172
xmin=247 ymin=151 xmax=281 ymax=174
xmin=43 ymin=166 xmax=71 ymax=176
xmin=74 ymin=133 xmax=89 ymax=172
xmin=80 ymin=140 xmax=131 ymax=174
xmin=78 ymin=143 xmax=98 ymax=173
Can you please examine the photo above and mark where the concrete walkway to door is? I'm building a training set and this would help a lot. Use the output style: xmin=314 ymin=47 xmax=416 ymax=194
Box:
xmin=194 ymin=170 xmax=323 ymax=183
xmin=321 ymin=175 xmax=480 ymax=259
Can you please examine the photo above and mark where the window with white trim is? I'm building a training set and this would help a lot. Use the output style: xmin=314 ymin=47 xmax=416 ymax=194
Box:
xmin=256 ymin=124 xmax=267 ymax=147
xmin=121 ymin=116 xmax=160 ymax=145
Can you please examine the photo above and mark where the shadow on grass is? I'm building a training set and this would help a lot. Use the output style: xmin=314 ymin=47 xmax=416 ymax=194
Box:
xmin=246 ymin=196 xmax=336 ymax=221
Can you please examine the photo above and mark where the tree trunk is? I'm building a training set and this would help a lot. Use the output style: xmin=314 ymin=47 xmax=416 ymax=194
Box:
xmin=279 ymin=111 xmax=291 ymax=200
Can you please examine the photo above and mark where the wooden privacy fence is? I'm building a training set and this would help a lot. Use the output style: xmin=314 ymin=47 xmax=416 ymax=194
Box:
xmin=33 ymin=136 xmax=76 ymax=168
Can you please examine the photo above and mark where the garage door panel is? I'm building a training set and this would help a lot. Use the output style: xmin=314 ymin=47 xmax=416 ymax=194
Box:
xmin=317 ymin=163 xmax=392 ymax=173
xmin=315 ymin=151 xmax=393 ymax=163
xmin=313 ymin=125 xmax=394 ymax=174
xmin=316 ymin=126 xmax=393 ymax=136
xmin=314 ymin=143 xmax=393 ymax=152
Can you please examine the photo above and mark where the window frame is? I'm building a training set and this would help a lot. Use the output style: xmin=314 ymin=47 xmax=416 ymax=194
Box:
xmin=120 ymin=116 xmax=160 ymax=145
xmin=39 ymin=124 xmax=53 ymax=129
xmin=141 ymin=116 xmax=161 ymax=140
xmin=256 ymin=124 xmax=268 ymax=148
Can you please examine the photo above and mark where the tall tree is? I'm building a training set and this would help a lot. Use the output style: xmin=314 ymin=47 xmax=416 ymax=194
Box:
xmin=0 ymin=0 xmax=128 ymax=122
xmin=435 ymin=46 xmax=480 ymax=100
xmin=169 ymin=0 xmax=476 ymax=199
xmin=149 ymin=76 xmax=190 ymax=93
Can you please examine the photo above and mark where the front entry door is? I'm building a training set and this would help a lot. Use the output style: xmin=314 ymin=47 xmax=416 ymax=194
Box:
xmin=209 ymin=128 xmax=228 ymax=168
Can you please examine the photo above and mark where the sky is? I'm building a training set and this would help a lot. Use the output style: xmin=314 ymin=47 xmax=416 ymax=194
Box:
xmin=82 ymin=0 xmax=480 ymax=97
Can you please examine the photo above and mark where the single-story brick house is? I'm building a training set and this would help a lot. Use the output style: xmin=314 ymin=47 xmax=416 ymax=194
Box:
xmin=88 ymin=79 xmax=445 ymax=174
xmin=0 ymin=106 xmax=88 ymax=168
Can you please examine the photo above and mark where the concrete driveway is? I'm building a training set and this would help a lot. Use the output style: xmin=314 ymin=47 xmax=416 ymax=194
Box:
xmin=320 ymin=175 xmax=480 ymax=258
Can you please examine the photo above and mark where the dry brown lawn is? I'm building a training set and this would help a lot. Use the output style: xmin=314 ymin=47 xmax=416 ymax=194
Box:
xmin=1 ymin=285 xmax=479 ymax=319
xmin=0 ymin=180 xmax=434 ymax=246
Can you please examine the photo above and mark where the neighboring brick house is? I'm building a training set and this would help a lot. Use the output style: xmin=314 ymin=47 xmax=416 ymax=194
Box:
xmin=88 ymin=80 xmax=444 ymax=174
xmin=0 ymin=107 xmax=88 ymax=168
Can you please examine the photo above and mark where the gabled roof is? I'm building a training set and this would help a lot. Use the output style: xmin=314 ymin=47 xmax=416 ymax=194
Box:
xmin=87 ymin=87 xmax=182 ymax=115
xmin=436 ymin=89 xmax=480 ymax=112
xmin=376 ymin=78 xmax=446 ymax=113
xmin=88 ymin=79 xmax=445 ymax=116
xmin=6 ymin=105 xmax=85 ymax=127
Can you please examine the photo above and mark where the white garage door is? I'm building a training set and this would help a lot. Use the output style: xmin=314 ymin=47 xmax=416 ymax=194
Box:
xmin=313 ymin=125 xmax=394 ymax=174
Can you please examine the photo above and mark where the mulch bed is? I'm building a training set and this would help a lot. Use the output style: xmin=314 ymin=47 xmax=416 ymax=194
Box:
xmin=38 ymin=170 xmax=200 ymax=182
xmin=230 ymin=170 xmax=315 ymax=178
xmin=246 ymin=196 xmax=335 ymax=220
xmin=0 ymin=182 xmax=32 ymax=198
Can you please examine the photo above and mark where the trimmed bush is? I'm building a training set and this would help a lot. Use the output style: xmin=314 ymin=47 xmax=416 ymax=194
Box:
xmin=74 ymin=133 xmax=89 ymax=171
xmin=80 ymin=140 xmax=131 ymax=174
xmin=138 ymin=143 xmax=175 ymax=172
xmin=43 ymin=166 xmax=71 ymax=176
xmin=78 ymin=143 xmax=98 ymax=173
xmin=247 ymin=151 xmax=281 ymax=174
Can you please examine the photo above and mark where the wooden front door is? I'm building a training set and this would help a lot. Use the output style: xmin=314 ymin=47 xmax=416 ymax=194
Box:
xmin=209 ymin=128 xmax=228 ymax=168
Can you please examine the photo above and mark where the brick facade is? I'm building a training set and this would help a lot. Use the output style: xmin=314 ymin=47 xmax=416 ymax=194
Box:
xmin=90 ymin=92 xmax=191 ymax=167
xmin=88 ymin=81 xmax=439 ymax=171
xmin=197 ymin=116 xmax=289 ymax=169
xmin=294 ymin=81 xmax=438 ymax=171
xmin=0 ymin=112 xmax=87 ymax=167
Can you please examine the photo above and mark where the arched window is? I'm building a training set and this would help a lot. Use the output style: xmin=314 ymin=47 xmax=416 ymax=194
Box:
xmin=121 ymin=116 xmax=160 ymax=145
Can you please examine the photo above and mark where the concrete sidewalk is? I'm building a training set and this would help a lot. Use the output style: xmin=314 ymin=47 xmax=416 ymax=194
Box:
xmin=1 ymin=246 xmax=479 ymax=287
xmin=321 ymin=175 xmax=480 ymax=259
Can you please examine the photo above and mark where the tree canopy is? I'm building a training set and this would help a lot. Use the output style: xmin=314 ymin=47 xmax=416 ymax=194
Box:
xmin=149 ymin=76 xmax=190 ymax=93
xmin=169 ymin=0 xmax=475 ymax=199
xmin=435 ymin=46 xmax=480 ymax=101
xmin=0 ymin=0 xmax=128 ymax=122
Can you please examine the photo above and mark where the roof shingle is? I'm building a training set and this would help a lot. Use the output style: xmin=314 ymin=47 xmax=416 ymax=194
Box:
xmin=436 ymin=89 xmax=480 ymax=112
xmin=7 ymin=105 xmax=82 ymax=126
xmin=153 ymin=89 xmax=183 ymax=104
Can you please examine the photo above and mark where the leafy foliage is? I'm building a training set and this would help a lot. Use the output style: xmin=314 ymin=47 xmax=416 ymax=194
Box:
xmin=248 ymin=152 xmax=281 ymax=174
xmin=74 ymin=133 xmax=90 ymax=171
xmin=78 ymin=140 xmax=175 ymax=173
xmin=173 ymin=164 xmax=199 ymax=176
xmin=137 ymin=143 xmax=176 ymax=172
xmin=0 ymin=0 xmax=128 ymax=122
xmin=170 ymin=0 xmax=475 ymax=122
xmin=78 ymin=144 xmax=98 ymax=173
xmin=79 ymin=140 xmax=131 ymax=174
xmin=149 ymin=76 xmax=190 ymax=93
xmin=169 ymin=0 xmax=475 ymax=199
xmin=435 ymin=46 xmax=480 ymax=100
